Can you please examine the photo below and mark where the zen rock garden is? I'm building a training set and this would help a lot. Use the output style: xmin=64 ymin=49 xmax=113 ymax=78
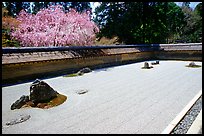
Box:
xmin=11 ymin=79 xmax=67 ymax=110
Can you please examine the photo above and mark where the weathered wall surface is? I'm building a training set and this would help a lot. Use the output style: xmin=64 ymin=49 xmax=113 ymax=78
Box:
xmin=155 ymin=50 xmax=202 ymax=61
xmin=2 ymin=43 xmax=202 ymax=85
xmin=155 ymin=43 xmax=202 ymax=61
xmin=2 ymin=52 xmax=154 ymax=84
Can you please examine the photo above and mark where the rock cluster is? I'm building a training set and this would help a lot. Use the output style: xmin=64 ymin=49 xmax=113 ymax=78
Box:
xmin=11 ymin=79 xmax=59 ymax=110
xmin=151 ymin=60 xmax=159 ymax=65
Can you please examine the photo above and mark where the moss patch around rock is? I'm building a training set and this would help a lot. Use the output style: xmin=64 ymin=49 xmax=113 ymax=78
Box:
xmin=186 ymin=65 xmax=201 ymax=68
xmin=63 ymin=73 xmax=82 ymax=77
xmin=22 ymin=93 xmax=67 ymax=109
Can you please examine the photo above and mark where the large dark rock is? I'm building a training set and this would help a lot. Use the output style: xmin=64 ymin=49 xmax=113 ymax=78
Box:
xmin=77 ymin=67 xmax=92 ymax=75
xmin=30 ymin=79 xmax=58 ymax=104
xmin=11 ymin=95 xmax=29 ymax=110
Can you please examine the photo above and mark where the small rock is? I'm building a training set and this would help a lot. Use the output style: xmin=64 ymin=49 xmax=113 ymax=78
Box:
xmin=188 ymin=62 xmax=196 ymax=67
xmin=76 ymin=90 xmax=88 ymax=95
xmin=11 ymin=95 xmax=29 ymax=110
xmin=77 ymin=67 xmax=92 ymax=75
xmin=186 ymin=61 xmax=201 ymax=68
xmin=151 ymin=60 xmax=159 ymax=65
xmin=6 ymin=115 xmax=31 ymax=126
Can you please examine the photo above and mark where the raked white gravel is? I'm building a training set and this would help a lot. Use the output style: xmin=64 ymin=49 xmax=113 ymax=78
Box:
xmin=2 ymin=60 xmax=202 ymax=134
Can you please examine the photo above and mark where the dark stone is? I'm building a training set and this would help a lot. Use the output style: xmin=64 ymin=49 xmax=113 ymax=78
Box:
xmin=188 ymin=62 xmax=196 ymax=67
xmin=30 ymin=79 xmax=58 ymax=104
xmin=144 ymin=62 xmax=149 ymax=68
xmin=76 ymin=90 xmax=88 ymax=95
xmin=151 ymin=60 xmax=159 ymax=65
xmin=77 ymin=67 xmax=92 ymax=75
xmin=142 ymin=62 xmax=153 ymax=69
xmin=11 ymin=95 xmax=29 ymax=110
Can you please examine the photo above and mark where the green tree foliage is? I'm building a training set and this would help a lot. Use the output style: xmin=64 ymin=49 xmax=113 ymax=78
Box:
xmin=180 ymin=2 xmax=202 ymax=43
xmin=192 ymin=3 xmax=202 ymax=42
xmin=32 ymin=2 xmax=44 ymax=14
xmin=2 ymin=7 xmax=21 ymax=47
xmin=182 ymin=2 xmax=190 ymax=8
xmin=2 ymin=2 xmax=5 ymax=8
xmin=69 ymin=2 xmax=91 ymax=12
xmin=2 ymin=2 xmax=202 ymax=45
xmin=3 ymin=2 xmax=91 ymax=16
xmin=3 ymin=2 xmax=33 ymax=16
xmin=94 ymin=2 xmax=186 ymax=44
xmin=3 ymin=2 xmax=15 ymax=17
xmin=194 ymin=3 xmax=202 ymax=17
xmin=31 ymin=2 xmax=91 ymax=14
xmin=165 ymin=2 xmax=186 ymax=43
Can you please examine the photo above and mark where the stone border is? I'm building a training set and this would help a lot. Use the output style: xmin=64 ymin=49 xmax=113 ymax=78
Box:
xmin=186 ymin=109 xmax=202 ymax=134
xmin=161 ymin=90 xmax=202 ymax=134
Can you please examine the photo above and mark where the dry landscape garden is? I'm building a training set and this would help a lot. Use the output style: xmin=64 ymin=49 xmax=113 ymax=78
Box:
xmin=2 ymin=2 xmax=202 ymax=134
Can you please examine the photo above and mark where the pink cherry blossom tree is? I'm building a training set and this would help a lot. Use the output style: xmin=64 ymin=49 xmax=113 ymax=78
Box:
xmin=11 ymin=5 xmax=99 ymax=47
